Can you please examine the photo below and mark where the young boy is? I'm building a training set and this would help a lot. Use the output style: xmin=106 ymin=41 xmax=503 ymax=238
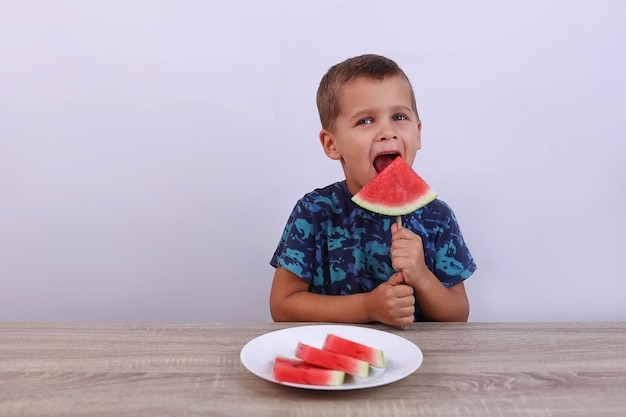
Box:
xmin=269 ymin=54 xmax=476 ymax=327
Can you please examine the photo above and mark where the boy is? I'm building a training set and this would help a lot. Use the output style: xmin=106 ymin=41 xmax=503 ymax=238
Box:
xmin=269 ymin=54 xmax=476 ymax=327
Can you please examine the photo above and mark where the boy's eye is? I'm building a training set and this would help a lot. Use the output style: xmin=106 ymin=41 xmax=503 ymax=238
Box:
xmin=393 ymin=114 xmax=408 ymax=121
xmin=356 ymin=118 xmax=373 ymax=125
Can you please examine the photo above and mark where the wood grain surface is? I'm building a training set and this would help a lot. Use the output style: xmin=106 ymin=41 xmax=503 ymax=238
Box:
xmin=1 ymin=322 xmax=625 ymax=416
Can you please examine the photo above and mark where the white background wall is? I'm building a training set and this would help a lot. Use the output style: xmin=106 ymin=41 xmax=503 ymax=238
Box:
xmin=1 ymin=1 xmax=624 ymax=322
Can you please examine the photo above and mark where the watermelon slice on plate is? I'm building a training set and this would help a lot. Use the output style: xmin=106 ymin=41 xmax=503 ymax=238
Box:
xmin=352 ymin=157 xmax=437 ymax=217
xmin=322 ymin=333 xmax=385 ymax=368
xmin=273 ymin=356 xmax=346 ymax=386
xmin=295 ymin=342 xmax=370 ymax=378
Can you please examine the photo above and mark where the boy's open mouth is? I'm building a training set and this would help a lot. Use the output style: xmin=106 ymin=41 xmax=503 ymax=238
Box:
xmin=373 ymin=152 xmax=400 ymax=173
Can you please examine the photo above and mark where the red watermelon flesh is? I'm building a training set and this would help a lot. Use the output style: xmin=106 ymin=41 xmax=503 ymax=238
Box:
xmin=295 ymin=342 xmax=370 ymax=378
xmin=352 ymin=156 xmax=437 ymax=216
xmin=322 ymin=334 xmax=385 ymax=368
xmin=273 ymin=356 xmax=346 ymax=386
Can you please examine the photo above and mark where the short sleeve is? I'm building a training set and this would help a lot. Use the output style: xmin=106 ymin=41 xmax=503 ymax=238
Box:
xmin=430 ymin=203 xmax=477 ymax=287
xmin=270 ymin=200 xmax=317 ymax=283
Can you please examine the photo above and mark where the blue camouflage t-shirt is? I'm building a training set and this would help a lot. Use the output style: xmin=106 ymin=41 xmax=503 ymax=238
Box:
xmin=270 ymin=181 xmax=476 ymax=321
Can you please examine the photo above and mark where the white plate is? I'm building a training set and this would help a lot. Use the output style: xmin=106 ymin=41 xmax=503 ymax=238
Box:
xmin=240 ymin=324 xmax=423 ymax=390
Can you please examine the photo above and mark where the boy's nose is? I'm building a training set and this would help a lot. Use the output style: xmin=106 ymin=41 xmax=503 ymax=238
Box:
xmin=378 ymin=118 xmax=398 ymax=141
xmin=377 ymin=125 xmax=398 ymax=141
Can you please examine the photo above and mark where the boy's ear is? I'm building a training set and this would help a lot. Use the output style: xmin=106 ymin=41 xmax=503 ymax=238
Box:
xmin=319 ymin=129 xmax=342 ymax=160
xmin=416 ymin=120 xmax=422 ymax=150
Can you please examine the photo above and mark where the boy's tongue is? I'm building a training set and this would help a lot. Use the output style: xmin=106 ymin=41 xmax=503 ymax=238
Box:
xmin=373 ymin=154 xmax=398 ymax=173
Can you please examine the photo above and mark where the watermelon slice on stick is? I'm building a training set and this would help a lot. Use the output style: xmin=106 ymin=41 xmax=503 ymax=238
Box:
xmin=352 ymin=157 xmax=437 ymax=228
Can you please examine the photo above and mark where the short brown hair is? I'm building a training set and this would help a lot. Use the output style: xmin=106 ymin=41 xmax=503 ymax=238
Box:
xmin=316 ymin=54 xmax=419 ymax=130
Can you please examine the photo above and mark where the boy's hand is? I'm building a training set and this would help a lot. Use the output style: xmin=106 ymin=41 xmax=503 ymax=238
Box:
xmin=365 ymin=272 xmax=415 ymax=328
xmin=390 ymin=223 xmax=430 ymax=289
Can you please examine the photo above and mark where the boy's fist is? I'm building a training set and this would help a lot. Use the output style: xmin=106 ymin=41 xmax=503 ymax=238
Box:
xmin=366 ymin=274 xmax=415 ymax=328
xmin=390 ymin=223 xmax=429 ymax=288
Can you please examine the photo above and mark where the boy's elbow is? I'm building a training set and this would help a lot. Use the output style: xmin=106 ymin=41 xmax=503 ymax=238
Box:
xmin=269 ymin=298 xmax=290 ymax=322
xmin=269 ymin=307 xmax=282 ymax=322
xmin=270 ymin=268 xmax=309 ymax=322
xmin=270 ymin=309 xmax=294 ymax=323
xmin=457 ymin=302 xmax=470 ymax=322
xmin=463 ymin=302 xmax=469 ymax=323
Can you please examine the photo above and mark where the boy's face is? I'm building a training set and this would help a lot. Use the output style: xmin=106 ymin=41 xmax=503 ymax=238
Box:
xmin=320 ymin=75 xmax=422 ymax=196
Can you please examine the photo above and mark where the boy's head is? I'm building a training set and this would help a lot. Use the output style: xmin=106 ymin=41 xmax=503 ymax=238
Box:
xmin=316 ymin=54 xmax=419 ymax=131
xmin=316 ymin=54 xmax=423 ymax=196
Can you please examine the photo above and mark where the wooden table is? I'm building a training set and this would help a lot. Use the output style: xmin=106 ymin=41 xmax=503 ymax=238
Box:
xmin=1 ymin=322 xmax=625 ymax=416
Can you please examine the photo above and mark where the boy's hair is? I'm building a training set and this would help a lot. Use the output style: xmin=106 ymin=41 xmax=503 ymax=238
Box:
xmin=316 ymin=54 xmax=419 ymax=130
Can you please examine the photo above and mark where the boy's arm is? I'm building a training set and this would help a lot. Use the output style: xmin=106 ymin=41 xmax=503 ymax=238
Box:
xmin=269 ymin=267 xmax=415 ymax=328
xmin=413 ymin=276 xmax=469 ymax=322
